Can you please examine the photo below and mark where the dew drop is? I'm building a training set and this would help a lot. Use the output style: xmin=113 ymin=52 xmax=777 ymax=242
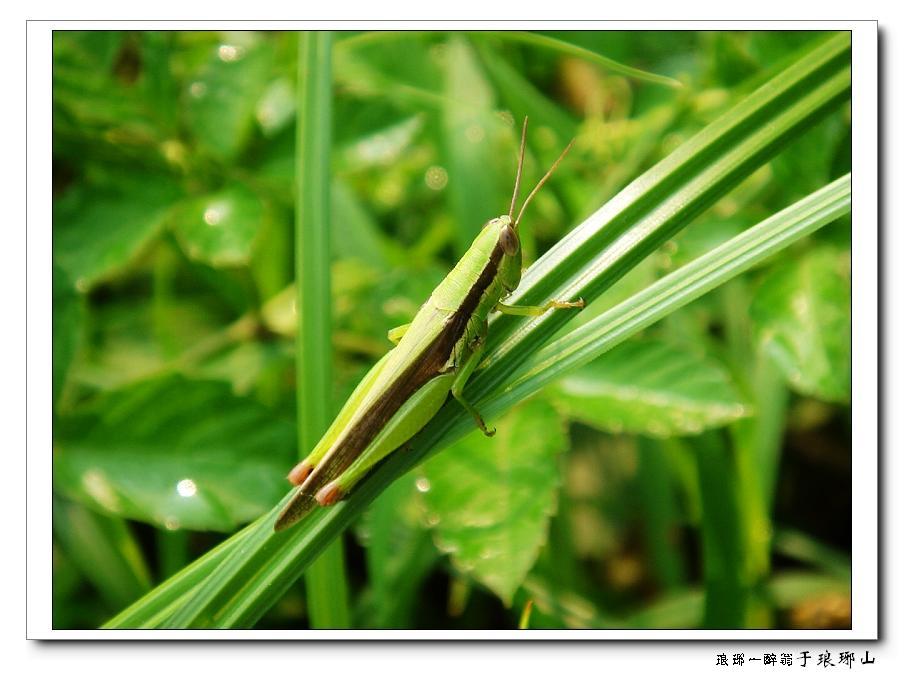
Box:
xmin=203 ymin=201 xmax=228 ymax=226
xmin=465 ymin=124 xmax=485 ymax=144
xmin=217 ymin=44 xmax=244 ymax=62
xmin=425 ymin=165 xmax=448 ymax=191
xmin=176 ymin=478 xmax=197 ymax=498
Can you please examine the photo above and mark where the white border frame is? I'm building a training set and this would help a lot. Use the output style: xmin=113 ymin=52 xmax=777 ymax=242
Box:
xmin=26 ymin=20 xmax=878 ymax=640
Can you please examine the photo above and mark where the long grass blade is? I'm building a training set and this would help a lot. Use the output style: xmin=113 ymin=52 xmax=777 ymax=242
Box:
xmin=483 ymin=31 xmax=685 ymax=89
xmin=293 ymin=30 xmax=351 ymax=630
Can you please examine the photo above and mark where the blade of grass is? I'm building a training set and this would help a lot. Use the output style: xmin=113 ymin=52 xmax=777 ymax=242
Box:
xmin=103 ymin=520 xmax=257 ymax=628
xmin=637 ymin=438 xmax=686 ymax=592
xmin=104 ymin=35 xmax=850 ymax=628
xmin=294 ymin=30 xmax=350 ymax=630
xmin=725 ymin=294 xmax=790 ymax=624
xmin=694 ymin=430 xmax=747 ymax=628
xmin=499 ymin=174 xmax=851 ymax=414
xmin=483 ymin=31 xmax=685 ymax=89
xmin=335 ymin=30 xmax=681 ymax=90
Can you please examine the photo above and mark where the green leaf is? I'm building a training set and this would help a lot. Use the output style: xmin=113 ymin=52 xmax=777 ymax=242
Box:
xmin=185 ymin=36 xmax=273 ymax=160
xmin=53 ymin=176 xmax=181 ymax=289
xmin=549 ymin=338 xmax=749 ymax=438
xmin=170 ymin=184 xmax=265 ymax=267
xmin=52 ymin=263 xmax=83 ymax=408
xmin=750 ymin=246 xmax=851 ymax=402
xmin=54 ymin=376 xmax=295 ymax=532
xmin=331 ymin=180 xmax=395 ymax=269
xmin=256 ymin=76 xmax=296 ymax=137
xmin=422 ymin=400 xmax=566 ymax=605
xmin=53 ymin=32 xmax=152 ymax=137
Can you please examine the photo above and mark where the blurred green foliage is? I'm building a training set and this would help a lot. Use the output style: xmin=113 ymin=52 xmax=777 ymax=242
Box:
xmin=52 ymin=30 xmax=851 ymax=630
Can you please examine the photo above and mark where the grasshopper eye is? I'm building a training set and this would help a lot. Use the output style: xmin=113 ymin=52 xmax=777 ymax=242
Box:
xmin=499 ymin=224 xmax=520 ymax=256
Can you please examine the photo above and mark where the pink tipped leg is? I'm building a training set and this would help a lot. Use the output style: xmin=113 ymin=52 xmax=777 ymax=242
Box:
xmin=287 ymin=461 xmax=314 ymax=486
xmin=315 ymin=481 xmax=345 ymax=506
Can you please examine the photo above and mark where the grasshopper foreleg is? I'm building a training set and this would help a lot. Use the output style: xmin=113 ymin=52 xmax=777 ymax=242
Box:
xmin=495 ymin=297 xmax=585 ymax=316
xmin=387 ymin=323 xmax=411 ymax=345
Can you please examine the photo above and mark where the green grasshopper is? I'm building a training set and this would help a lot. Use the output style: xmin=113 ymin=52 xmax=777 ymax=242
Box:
xmin=275 ymin=118 xmax=583 ymax=531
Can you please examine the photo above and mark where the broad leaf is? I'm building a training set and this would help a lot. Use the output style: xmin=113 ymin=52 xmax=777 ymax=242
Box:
xmin=549 ymin=338 xmax=749 ymax=437
xmin=54 ymin=376 xmax=295 ymax=532
xmin=53 ymin=176 xmax=181 ymax=288
xmin=750 ymin=246 xmax=851 ymax=402
xmin=255 ymin=77 xmax=296 ymax=137
xmin=421 ymin=400 xmax=566 ymax=605
xmin=170 ymin=183 xmax=266 ymax=267
xmin=185 ymin=36 xmax=273 ymax=160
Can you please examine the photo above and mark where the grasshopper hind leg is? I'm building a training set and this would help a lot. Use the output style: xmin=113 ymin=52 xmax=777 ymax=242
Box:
xmin=316 ymin=481 xmax=344 ymax=506
xmin=308 ymin=372 xmax=457 ymax=510
xmin=287 ymin=460 xmax=314 ymax=486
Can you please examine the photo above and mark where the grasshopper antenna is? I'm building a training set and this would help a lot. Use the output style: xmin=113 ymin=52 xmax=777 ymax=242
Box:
xmin=508 ymin=116 xmax=529 ymax=221
xmin=514 ymin=137 xmax=575 ymax=230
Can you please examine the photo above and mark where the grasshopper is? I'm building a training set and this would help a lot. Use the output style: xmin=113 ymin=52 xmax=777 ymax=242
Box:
xmin=275 ymin=118 xmax=583 ymax=531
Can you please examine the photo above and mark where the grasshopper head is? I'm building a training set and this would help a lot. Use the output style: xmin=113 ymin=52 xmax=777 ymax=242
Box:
xmin=492 ymin=214 xmax=522 ymax=292
xmin=497 ymin=214 xmax=519 ymax=256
